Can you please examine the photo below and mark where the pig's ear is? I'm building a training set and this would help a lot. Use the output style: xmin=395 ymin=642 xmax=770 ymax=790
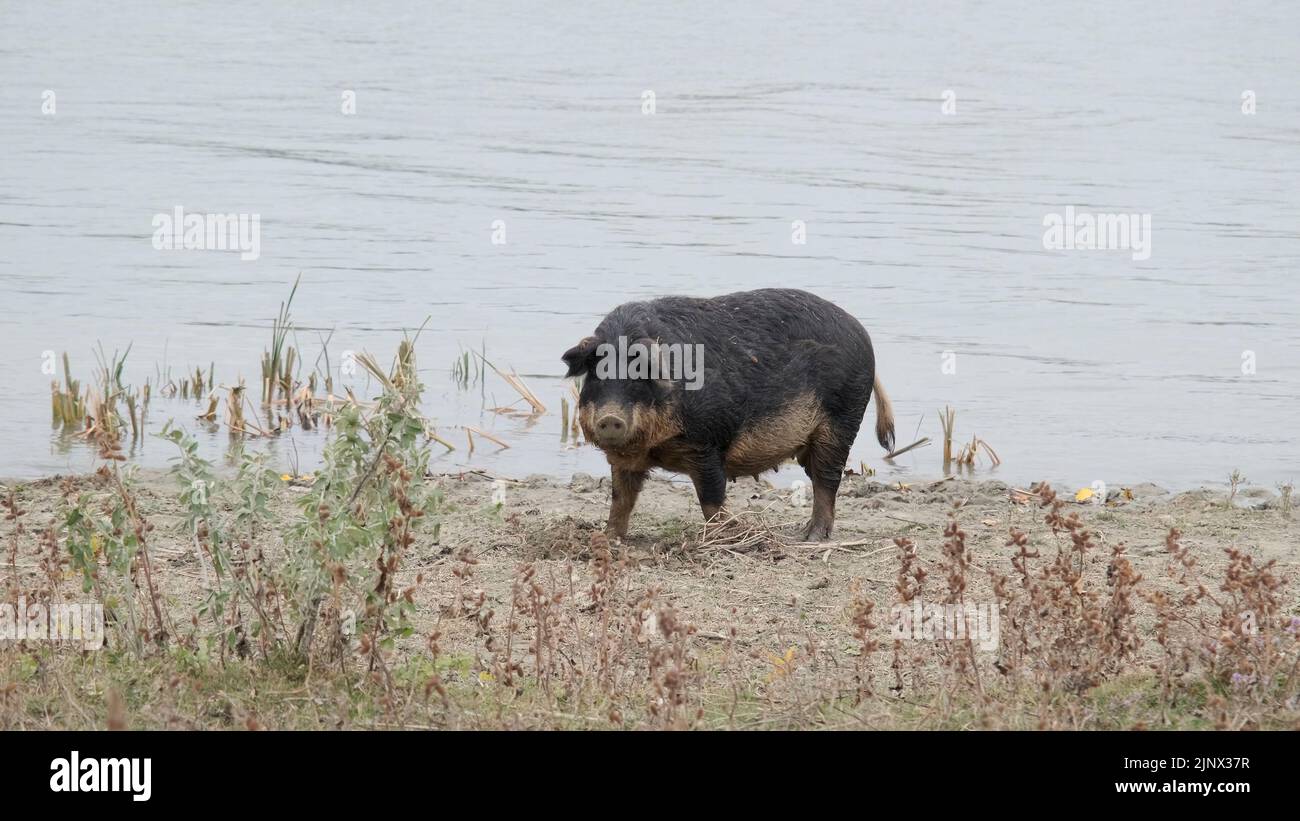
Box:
xmin=562 ymin=336 xmax=599 ymax=377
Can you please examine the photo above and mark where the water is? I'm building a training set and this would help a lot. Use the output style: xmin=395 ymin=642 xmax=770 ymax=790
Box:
xmin=2 ymin=2 xmax=1298 ymax=492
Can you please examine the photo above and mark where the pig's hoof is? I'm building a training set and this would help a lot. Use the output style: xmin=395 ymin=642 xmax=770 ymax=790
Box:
xmin=800 ymin=520 xmax=833 ymax=542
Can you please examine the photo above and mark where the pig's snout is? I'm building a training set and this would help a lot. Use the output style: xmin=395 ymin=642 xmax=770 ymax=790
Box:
xmin=594 ymin=412 xmax=630 ymax=446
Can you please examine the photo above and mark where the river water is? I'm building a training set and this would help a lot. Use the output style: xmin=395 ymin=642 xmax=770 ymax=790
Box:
xmin=2 ymin=2 xmax=1298 ymax=493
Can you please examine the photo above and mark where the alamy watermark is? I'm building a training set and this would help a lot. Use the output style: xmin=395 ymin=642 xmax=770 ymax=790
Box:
xmin=1042 ymin=206 xmax=1151 ymax=261
xmin=595 ymin=335 xmax=705 ymax=390
xmin=891 ymin=600 xmax=1000 ymax=652
xmin=1 ymin=596 xmax=104 ymax=650
xmin=50 ymin=751 xmax=151 ymax=801
xmin=151 ymin=205 xmax=261 ymax=261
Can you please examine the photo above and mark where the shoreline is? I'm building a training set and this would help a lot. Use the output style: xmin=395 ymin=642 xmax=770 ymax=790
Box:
xmin=4 ymin=461 xmax=1291 ymax=507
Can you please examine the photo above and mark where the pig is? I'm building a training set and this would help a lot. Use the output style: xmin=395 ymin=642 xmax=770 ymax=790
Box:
xmin=562 ymin=288 xmax=894 ymax=542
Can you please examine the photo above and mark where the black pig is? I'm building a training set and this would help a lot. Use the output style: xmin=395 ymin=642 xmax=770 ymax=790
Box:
xmin=562 ymin=288 xmax=894 ymax=542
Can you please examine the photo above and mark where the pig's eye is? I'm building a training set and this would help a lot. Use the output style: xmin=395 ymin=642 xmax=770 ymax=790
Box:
xmin=584 ymin=350 xmax=609 ymax=378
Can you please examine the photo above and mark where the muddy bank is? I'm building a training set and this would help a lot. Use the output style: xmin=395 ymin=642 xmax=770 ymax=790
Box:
xmin=2 ymin=468 xmax=1298 ymax=729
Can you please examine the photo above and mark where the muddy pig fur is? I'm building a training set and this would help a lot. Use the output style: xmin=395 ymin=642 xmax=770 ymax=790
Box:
xmin=562 ymin=288 xmax=895 ymax=542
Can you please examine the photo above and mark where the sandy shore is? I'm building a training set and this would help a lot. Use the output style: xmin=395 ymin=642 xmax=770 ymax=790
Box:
xmin=2 ymin=467 xmax=1297 ymax=729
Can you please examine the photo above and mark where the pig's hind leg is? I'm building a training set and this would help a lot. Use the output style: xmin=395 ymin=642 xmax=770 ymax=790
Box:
xmin=689 ymin=451 xmax=729 ymax=525
xmin=797 ymin=421 xmax=857 ymax=542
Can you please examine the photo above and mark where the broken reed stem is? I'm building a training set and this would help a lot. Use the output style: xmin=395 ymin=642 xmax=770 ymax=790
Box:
xmin=885 ymin=436 xmax=931 ymax=460
xmin=464 ymin=425 xmax=509 ymax=450
xmin=198 ymin=391 xmax=219 ymax=422
xmin=569 ymin=383 xmax=581 ymax=440
xmin=473 ymin=351 xmax=546 ymax=414
xmin=939 ymin=406 xmax=955 ymax=465
xmin=51 ymin=352 xmax=87 ymax=428
xmin=979 ymin=438 xmax=1001 ymax=466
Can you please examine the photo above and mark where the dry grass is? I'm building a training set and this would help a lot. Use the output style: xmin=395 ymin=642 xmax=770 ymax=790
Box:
xmin=4 ymin=474 xmax=1296 ymax=731
xmin=686 ymin=513 xmax=781 ymax=559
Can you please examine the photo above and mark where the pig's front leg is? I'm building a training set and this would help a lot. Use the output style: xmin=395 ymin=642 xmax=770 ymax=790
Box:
xmin=606 ymin=468 xmax=647 ymax=538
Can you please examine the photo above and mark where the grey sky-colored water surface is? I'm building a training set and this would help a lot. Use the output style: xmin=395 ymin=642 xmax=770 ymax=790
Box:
xmin=2 ymin=2 xmax=1298 ymax=492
